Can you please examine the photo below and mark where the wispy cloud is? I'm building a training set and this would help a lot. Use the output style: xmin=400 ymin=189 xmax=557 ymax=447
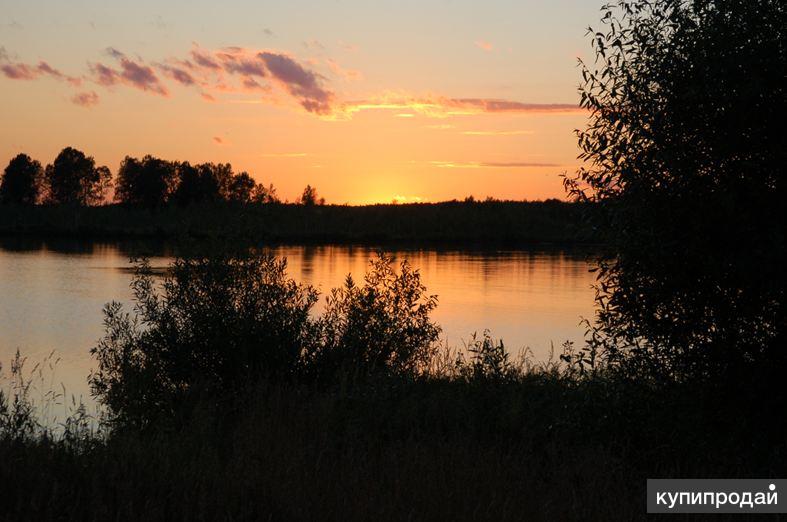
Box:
xmin=430 ymin=160 xmax=560 ymax=169
xmin=90 ymin=48 xmax=168 ymax=95
xmin=337 ymin=95 xmax=581 ymax=119
xmin=260 ymin=152 xmax=309 ymax=158
xmin=475 ymin=40 xmax=494 ymax=52
xmin=0 ymin=49 xmax=81 ymax=85
xmin=462 ymin=130 xmax=534 ymax=136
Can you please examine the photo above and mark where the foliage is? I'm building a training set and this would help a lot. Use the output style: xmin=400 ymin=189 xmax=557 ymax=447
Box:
xmin=300 ymin=184 xmax=324 ymax=206
xmin=0 ymin=154 xmax=43 ymax=205
xmin=114 ymin=155 xmax=178 ymax=207
xmin=454 ymin=331 xmax=515 ymax=382
xmin=227 ymin=171 xmax=256 ymax=204
xmin=565 ymin=0 xmax=787 ymax=380
xmin=311 ymin=254 xmax=441 ymax=377
xmin=44 ymin=147 xmax=111 ymax=206
xmin=89 ymin=250 xmax=319 ymax=427
xmin=171 ymin=161 xmax=234 ymax=205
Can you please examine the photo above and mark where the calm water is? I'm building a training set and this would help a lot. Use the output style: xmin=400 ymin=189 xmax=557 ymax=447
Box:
xmin=0 ymin=239 xmax=597 ymax=406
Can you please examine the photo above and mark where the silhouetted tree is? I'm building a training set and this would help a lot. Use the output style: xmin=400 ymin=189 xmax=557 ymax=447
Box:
xmin=252 ymin=182 xmax=280 ymax=204
xmin=172 ymin=162 xmax=233 ymax=205
xmin=227 ymin=171 xmax=256 ymax=204
xmin=0 ymin=154 xmax=43 ymax=205
xmin=44 ymin=147 xmax=111 ymax=205
xmin=115 ymin=155 xmax=178 ymax=207
xmin=300 ymin=185 xmax=324 ymax=206
xmin=565 ymin=0 xmax=787 ymax=380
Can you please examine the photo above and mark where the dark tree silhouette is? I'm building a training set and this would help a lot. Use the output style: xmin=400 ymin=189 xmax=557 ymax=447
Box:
xmin=0 ymin=154 xmax=43 ymax=205
xmin=44 ymin=147 xmax=111 ymax=205
xmin=172 ymin=162 xmax=233 ymax=205
xmin=565 ymin=0 xmax=787 ymax=379
xmin=300 ymin=185 xmax=324 ymax=206
xmin=252 ymin=182 xmax=280 ymax=204
xmin=115 ymin=155 xmax=178 ymax=207
xmin=227 ymin=172 xmax=256 ymax=204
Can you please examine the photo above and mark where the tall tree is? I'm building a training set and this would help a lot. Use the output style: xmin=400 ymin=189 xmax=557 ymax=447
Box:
xmin=0 ymin=154 xmax=43 ymax=205
xmin=300 ymin=185 xmax=324 ymax=206
xmin=227 ymin=172 xmax=256 ymax=204
xmin=172 ymin=162 xmax=233 ymax=206
xmin=45 ymin=147 xmax=111 ymax=205
xmin=115 ymin=155 xmax=178 ymax=207
xmin=566 ymin=0 xmax=787 ymax=379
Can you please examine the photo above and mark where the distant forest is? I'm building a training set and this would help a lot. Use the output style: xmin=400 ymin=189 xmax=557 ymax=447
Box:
xmin=0 ymin=147 xmax=594 ymax=244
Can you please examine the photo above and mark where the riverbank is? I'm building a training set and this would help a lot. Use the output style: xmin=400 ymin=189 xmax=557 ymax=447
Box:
xmin=0 ymin=200 xmax=596 ymax=245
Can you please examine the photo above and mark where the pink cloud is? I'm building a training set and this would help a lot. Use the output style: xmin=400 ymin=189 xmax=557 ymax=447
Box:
xmin=0 ymin=58 xmax=81 ymax=85
xmin=1 ymin=62 xmax=37 ymax=80
xmin=89 ymin=48 xmax=168 ymax=96
xmin=157 ymin=63 xmax=196 ymax=86
xmin=71 ymin=91 xmax=100 ymax=107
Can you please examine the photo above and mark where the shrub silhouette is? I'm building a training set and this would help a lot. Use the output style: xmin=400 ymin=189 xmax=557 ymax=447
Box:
xmin=311 ymin=254 xmax=440 ymax=377
xmin=90 ymin=251 xmax=319 ymax=427
xmin=565 ymin=0 xmax=786 ymax=380
xmin=90 ymin=250 xmax=441 ymax=427
xmin=0 ymin=154 xmax=43 ymax=205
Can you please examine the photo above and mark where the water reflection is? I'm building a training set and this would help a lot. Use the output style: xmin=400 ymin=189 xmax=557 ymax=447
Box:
xmin=0 ymin=239 xmax=596 ymax=406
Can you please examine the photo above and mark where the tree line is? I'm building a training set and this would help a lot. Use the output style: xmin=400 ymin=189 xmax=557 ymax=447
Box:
xmin=0 ymin=147 xmax=326 ymax=207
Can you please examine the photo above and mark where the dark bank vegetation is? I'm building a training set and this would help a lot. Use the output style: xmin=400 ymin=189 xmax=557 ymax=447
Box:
xmin=2 ymin=0 xmax=786 ymax=520
xmin=0 ymin=199 xmax=592 ymax=244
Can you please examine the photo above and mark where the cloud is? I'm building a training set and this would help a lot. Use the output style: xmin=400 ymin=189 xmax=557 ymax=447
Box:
xmin=462 ymin=130 xmax=534 ymax=136
xmin=337 ymin=95 xmax=581 ymax=119
xmin=260 ymin=152 xmax=309 ymax=158
xmin=430 ymin=160 xmax=560 ymax=169
xmin=0 ymin=52 xmax=81 ymax=85
xmin=157 ymin=63 xmax=196 ymax=86
xmin=475 ymin=40 xmax=494 ymax=52
xmin=326 ymin=58 xmax=362 ymax=81
xmin=0 ymin=44 xmax=578 ymax=120
xmin=257 ymin=51 xmax=333 ymax=114
xmin=90 ymin=50 xmax=168 ymax=95
xmin=302 ymin=39 xmax=325 ymax=51
xmin=71 ymin=91 xmax=100 ymax=107
xmin=1 ymin=62 xmax=37 ymax=80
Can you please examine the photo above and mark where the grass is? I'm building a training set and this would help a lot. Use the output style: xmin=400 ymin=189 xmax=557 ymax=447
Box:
xmin=0 ymin=199 xmax=595 ymax=245
xmin=3 ymin=355 xmax=786 ymax=521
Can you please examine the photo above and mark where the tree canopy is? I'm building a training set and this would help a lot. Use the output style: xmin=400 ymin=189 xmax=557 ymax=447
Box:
xmin=0 ymin=154 xmax=43 ymax=205
xmin=566 ymin=0 xmax=786 ymax=379
xmin=45 ymin=147 xmax=111 ymax=206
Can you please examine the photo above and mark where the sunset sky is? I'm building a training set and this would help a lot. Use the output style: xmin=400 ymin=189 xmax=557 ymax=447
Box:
xmin=0 ymin=0 xmax=600 ymax=204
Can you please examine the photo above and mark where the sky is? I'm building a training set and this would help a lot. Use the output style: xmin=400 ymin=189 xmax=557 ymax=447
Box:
xmin=0 ymin=0 xmax=602 ymax=204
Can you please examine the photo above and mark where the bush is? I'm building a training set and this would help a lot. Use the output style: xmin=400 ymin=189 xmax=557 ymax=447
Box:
xmin=89 ymin=250 xmax=319 ymax=428
xmin=90 ymin=249 xmax=442 ymax=428
xmin=311 ymin=254 xmax=440 ymax=378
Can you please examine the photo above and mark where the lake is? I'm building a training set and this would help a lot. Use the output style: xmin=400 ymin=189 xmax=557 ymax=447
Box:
xmin=0 ymin=238 xmax=597 ymax=410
